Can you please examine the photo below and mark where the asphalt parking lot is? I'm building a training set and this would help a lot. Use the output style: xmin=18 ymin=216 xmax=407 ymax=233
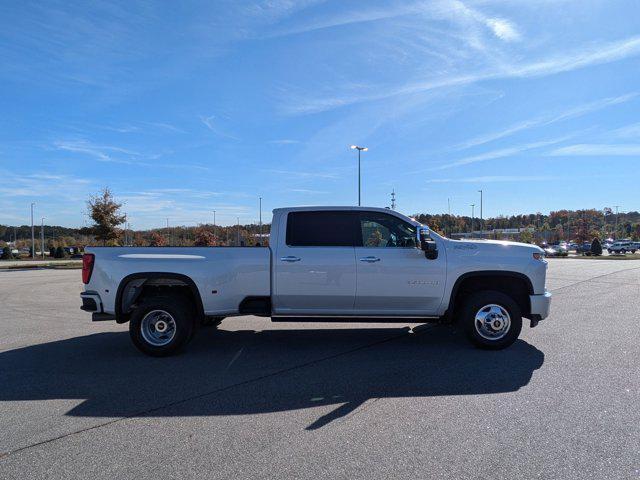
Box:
xmin=1 ymin=260 xmax=639 ymax=479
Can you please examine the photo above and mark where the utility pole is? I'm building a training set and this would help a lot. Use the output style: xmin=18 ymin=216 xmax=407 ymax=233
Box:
xmin=447 ymin=198 xmax=451 ymax=237
xmin=470 ymin=204 xmax=475 ymax=236
xmin=30 ymin=202 xmax=36 ymax=259
xmin=350 ymin=145 xmax=368 ymax=206
xmin=236 ymin=217 xmax=240 ymax=246
xmin=259 ymin=197 xmax=262 ymax=238
xmin=40 ymin=218 xmax=45 ymax=259
xmin=478 ymin=189 xmax=483 ymax=237
xmin=614 ymin=205 xmax=620 ymax=240
xmin=166 ymin=218 xmax=170 ymax=245
xmin=390 ymin=189 xmax=396 ymax=210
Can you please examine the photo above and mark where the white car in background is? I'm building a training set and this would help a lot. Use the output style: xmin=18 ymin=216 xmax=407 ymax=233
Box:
xmin=608 ymin=241 xmax=636 ymax=254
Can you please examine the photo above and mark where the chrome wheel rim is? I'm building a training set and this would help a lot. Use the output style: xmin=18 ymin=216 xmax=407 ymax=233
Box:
xmin=474 ymin=304 xmax=511 ymax=340
xmin=141 ymin=310 xmax=176 ymax=346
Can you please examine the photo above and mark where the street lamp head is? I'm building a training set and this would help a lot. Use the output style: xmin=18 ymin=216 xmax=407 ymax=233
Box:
xmin=350 ymin=145 xmax=368 ymax=151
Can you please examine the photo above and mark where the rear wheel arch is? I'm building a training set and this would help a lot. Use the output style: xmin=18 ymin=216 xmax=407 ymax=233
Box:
xmin=115 ymin=272 xmax=204 ymax=324
xmin=448 ymin=271 xmax=533 ymax=320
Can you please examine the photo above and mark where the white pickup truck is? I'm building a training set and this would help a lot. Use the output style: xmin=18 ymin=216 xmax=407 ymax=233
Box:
xmin=80 ymin=206 xmax=551 ymax=356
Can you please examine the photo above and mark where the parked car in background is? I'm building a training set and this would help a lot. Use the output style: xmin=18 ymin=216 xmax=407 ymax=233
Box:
xmin=608 ymin=241 xmax=637 ymax=254
xmin=543 ymin=246 xmax=560 ymax=257
xmin=576 ymin=242 xmax=593 ymax=255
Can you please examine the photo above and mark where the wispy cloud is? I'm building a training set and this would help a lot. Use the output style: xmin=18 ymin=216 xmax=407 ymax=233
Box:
xmin=53 ymin=140 xmax=152 ymax=165
xmin=434 ymin=137 xmax=570 ymax=170
xmin=485 ymin=18 xmax=520 ymax=42
xmin=550 ymin=144 xmax=640 ymax=156
xmin=454 ymin=93 xmax=638 ymax=150
xmin=268 ymin=139 xmax=301 ymax=145
xmin=288 ymin=188 xmax=329 ymax=194
xmin=263 ymin=169 xmax=338 ymax=179
xmin=200 ymin=115 xmax=240 ymax=140
xmin=610 ymin=122 xmax=640 ymax=139
xmin=284 ymin=35 xmax=640 ymax=114
xmin=425 ymin=175 xmax=559 ymax=184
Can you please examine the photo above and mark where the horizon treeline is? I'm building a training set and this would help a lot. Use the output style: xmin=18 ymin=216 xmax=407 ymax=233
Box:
xmin=1 ymin=208 xmax=639 ymax=247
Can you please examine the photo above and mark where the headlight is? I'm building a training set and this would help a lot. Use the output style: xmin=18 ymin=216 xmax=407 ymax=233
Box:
xmin=533 ymin=252 xmax=544 ymax=260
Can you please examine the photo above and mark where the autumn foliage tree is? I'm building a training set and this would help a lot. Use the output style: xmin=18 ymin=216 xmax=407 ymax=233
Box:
xmin=87 ymin=188 xmax=126 ymax=245
xmin=149 ymin=231 xmax=166 ymax=247
xmin=193 ymin=227 xmax=218 ymax=247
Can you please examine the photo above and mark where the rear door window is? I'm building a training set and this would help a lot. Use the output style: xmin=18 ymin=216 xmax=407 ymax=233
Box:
xmin=286 ymin=211 xmax=358 ymax=247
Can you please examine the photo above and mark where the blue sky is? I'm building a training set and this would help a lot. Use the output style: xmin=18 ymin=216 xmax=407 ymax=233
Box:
xmin=1 ymin=0 xmax=639 ymax=228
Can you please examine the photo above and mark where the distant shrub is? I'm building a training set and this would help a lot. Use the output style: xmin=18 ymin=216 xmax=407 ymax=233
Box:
xmin=1 ymin=246 xmax=12 ymax=260
xmin=590 ymin=238 xmax=602 ymax=256
xmin=54 ymin=246 xmax=67 ymax=258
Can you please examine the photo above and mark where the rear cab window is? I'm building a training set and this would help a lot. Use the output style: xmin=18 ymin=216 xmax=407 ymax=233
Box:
xmin=286 ymin=211 xmax=358 ymax=247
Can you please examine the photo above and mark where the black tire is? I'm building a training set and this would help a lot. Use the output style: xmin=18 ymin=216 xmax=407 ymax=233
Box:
xmin=129 ymin=295 xmax=195 ymax=357
xmin=459 ymin=290 xmax=523 ymax=350
xmin=201 ymin=316 xmax=225 ymax=328
xmin=621 ymin=249 xmax=626 ymax=254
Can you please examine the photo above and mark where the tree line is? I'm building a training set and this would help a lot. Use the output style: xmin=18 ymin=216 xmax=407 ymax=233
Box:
xmin=2 ymin=188 xmax=639 ymax=249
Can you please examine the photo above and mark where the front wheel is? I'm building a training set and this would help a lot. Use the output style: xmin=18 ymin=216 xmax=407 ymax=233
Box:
xmin=129 ymin=295 xmax=195 ymax=356
xmin=459 ymin=290 xmax=522 ymax=350
xmin=620 ymin=249 xmax=627 ymax=254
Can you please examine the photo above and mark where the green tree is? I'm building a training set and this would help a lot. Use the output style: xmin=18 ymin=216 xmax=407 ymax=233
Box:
xmin=590 ymin=237 xmax=602 ymax=256
xmin=1 ymin=246 xmax=12 ymax=260
xmin=87 ymin=188 xmax=126 ymax=246
xmin=519 ymin=229 xmax=534 ymax=244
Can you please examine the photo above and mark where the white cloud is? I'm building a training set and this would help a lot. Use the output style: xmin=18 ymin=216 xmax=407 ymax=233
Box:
xmin=284 ymin=35 xmax=640 ymax=114
xmin=454 ymin=93 xmax=638 ymax=150
xmin=610 ymin=123 xmax=640 ymax=139
xmin=550 ymin=144 xmax=640 ymax=156
xmin=268 ymin=139 xmax=301 ymax=145
xmin=425 ymin=175 xmax=559 ymax=184
xmin=288 ymin=188 xmax=329 ymax=194
xmin=263 ymin=169 xmax=339 ymax=179
xmin=485 ymin=18 xmax=520 ymax=41
xmin=200 ymin=115 xmax=240 ymax=140
xmin=435 ymin=137 xmax=570 ymax=170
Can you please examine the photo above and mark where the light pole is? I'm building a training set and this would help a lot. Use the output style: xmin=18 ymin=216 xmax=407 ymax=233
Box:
xmin=614 ymin=205 xmax=620 ymax=240
xmin=236 ymin=217 xmax=240 ymax=246
xmin=40 ymin=217 xmax=45 ymax=259
xmin=259 ymin=197 xmax=262 ymax=239
xmin=470 ymin=204 xmax=475 ymax=236
xmin=447 ymin=198 xmax=451 ymax=237
xmin=30 ymin=202 xmax=36 ymax=259
xmin=478 ymin=189 xmax=483 ymax=237
xmin=350 ymin=145 xmax=368 ymax=206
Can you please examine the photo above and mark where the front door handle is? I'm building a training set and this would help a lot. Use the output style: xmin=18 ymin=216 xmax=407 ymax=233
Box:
xmin=280 ymin=256 xmax=301 ymax=262
xmin=359 ymin=256 xmax=381 ymax=263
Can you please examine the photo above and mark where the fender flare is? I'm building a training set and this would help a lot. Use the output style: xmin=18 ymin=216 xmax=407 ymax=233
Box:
xmin=447 ymin=270 xmax=534 ymax=317
xmin=115 ymin=272 xmax=204 ymax=323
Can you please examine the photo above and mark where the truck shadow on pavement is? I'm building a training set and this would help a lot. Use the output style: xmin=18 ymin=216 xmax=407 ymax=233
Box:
xmin=0 ymin=325 xmax=544 ymax=430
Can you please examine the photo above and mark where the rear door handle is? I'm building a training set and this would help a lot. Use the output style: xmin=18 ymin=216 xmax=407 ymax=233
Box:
xmin=280 ymin=256 xmax=301 ymax=262
xmin=359 ymin=256 xmax=381 ymax=263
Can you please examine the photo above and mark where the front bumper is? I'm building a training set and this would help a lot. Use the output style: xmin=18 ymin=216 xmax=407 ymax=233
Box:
xmin=529 ymin=291 xmax=552 ymax=324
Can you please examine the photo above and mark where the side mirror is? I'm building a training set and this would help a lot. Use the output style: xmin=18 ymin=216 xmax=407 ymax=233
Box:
xmin=418 ymin=227 xmax=438 ymax=260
